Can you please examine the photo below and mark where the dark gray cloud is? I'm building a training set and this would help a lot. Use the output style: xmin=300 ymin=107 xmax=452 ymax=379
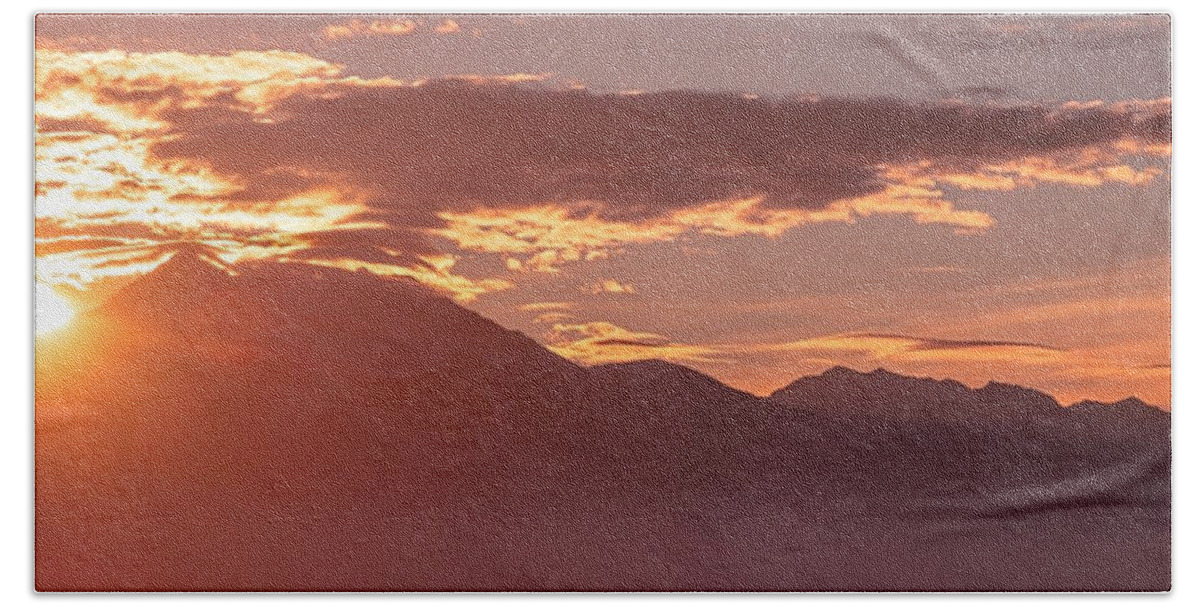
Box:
xmin=150 ymin=79 xmax=1170 ymax=227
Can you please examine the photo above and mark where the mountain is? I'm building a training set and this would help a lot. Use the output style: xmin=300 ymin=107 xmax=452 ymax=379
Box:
xmin=768 ymin=365 xmax=1168 ymax=451
xmin=767 ymin=365 xmax=1170 ymax=513
xmin=35 ymin=252 xmax=1170 ymax=591
xmin=769 ymin=365 xmax=1063 ymax=422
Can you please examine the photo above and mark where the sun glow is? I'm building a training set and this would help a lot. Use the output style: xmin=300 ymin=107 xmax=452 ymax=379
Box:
xmin=36 ymin=283 xmax=75 ymax=336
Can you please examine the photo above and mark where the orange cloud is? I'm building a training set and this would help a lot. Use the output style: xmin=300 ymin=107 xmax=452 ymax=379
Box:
xmin=35 ymin=49 xmax=350 ymax=133
xmin=37 ymin=49 xmax=560 ymax=298
xmin=546 ymin=322 xmax=724 ymax=366
xmin=1112 ymin=137 xmax=1172 ymax=157
xmin=407 ymin=73 xmax=553 ymax=87
xmin=34 ymin=49 xmax=449 ymax=293
xmin=35 ymin=245 xmax=175 ymax=289
xmin=889 ymin=156 xmax=1162 ymax=192
xmin=35 ymin=129 xmax=380 ymax=285
xmin=434 ymin=19 xmax=461 ymax=34
xmin=518 ymin=301 xmax=576 ymax=313
xmin=303 ymin=254 xmax=511 ymax=303
xmin=432 ymin=205 xmax=684 ymax=273
xmin=435 ymin=191 xmax=995 ymax=273
xmin=323 ymin=19 xmax=419 ymax=41
xmin=590 ymin=280 xmax=635 ymax=295
xmin=518 ymin=301 xmax=577 ymax=324
xmin=876 ymin=99 xmax=1171 ymax=197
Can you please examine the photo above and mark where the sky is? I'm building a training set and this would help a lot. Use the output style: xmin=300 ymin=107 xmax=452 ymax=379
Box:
xmin=33 ymin=13 xmax=1171 ymax=406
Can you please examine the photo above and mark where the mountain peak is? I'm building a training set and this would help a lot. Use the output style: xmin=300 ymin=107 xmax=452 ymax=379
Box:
xmin=821 ymin=365 xmax=863 ymax=378
xmin=592 ymin=358 xmax=731 ymax=388
xmin=817 ymin=366 xmax=906 ymax=381
xmin=590 ymin=358 xmax=757 ymax=408
xmin=1115 ymin=396 xmax=1152 ymax=409
xmin=977 ymin=381 xmax=1060 ymax=409
xmin=771 ymin=366 xmax=1070 ymax=422
xmin=97 ymin=245 xmax=239 ymax=319
xmin=154 ymin=245 xmax=233 ymax=275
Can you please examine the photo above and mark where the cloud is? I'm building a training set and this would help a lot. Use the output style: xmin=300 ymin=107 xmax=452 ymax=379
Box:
xmin=540 ymin=320 xmax=1168 ymax=406
xmin=305 ymin=254 xmax=511 ymax=303
xmin=155 ymin=85 xmax=1169 ymax=220
xmin=435 ymin=191 xmax=994 ymax=272
xmin=518 ymin=301 xmax=576 ymax=313
xmin=589 ymin=280 xmax=635 ymax=295
xmin=149 ymin=73 xmax=1166 ymax=270
xmin=764 ymin=332 xmax=1065 ymax=357
xmin=546 ymin=322 xmax=724 ymax=366
xmin=34 ymin=49 xmax=358 ymax=134
xmin=546 ymin=324 xmax=1069 ymax=376
xmin=35 ymin=244 xmax=176 ymax=289
xmin=517 ymin=301 xmax=578 ymax=324
xmin=741 ymin=333 xmax=1073 ymax=376
xmin=33 ymin=49 xmax=505 ymax=298
xmin=434 ymin=19 xmax=461 ymax=34
xmin=432 ymin=205 xmax=683 ymax=273
xmin=323 ymin=19 xmax=418 ymax=41
xmin=35 ymin=48 xmax=1171 ymax=291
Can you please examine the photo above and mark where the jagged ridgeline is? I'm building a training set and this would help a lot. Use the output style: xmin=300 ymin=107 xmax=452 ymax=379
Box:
xmin=35 ymin=252 xmax=1170 ymax=591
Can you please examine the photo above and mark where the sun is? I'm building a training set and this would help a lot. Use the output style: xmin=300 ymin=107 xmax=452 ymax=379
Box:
xmin=36 ymin=283 xmax=76 ymax=336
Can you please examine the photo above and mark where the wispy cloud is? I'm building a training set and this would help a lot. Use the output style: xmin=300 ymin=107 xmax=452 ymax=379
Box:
xmin=323 ymin=19 xmax=418 ymax=41
xmin=589 ymin=280 xmax=635 ymax=295
xmin=540 ymin=320 xmax=1167 ymax=407
xmin=518 ymin=301 xmax=576 ymax=313
xmin=434 ymin=19 xmax=461 ymax=34
xmin=546 ymin=322 xmax=724 ymax=366
xmin=304 ymin=254 xmax=511 ymax=303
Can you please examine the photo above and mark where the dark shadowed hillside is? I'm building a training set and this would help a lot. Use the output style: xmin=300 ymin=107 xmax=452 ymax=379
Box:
xmin=35 ymin=252 xmax=1170 ymax=591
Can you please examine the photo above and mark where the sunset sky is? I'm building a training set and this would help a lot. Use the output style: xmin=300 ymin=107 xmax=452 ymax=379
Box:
xmin=34 ymin=13 xmax=1171 ymax=405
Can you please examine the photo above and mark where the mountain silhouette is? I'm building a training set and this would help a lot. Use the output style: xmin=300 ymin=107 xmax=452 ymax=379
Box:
xmin=35 ymin=252 xmax=1170 ymax=591
xmin=770 ymin=365 xmax=1064 ymax=421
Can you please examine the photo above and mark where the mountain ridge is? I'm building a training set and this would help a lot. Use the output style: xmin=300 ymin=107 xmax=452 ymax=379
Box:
xmin=86 ymin=250 xmax=1164 ymax=414
xmin=35 ymin=251 xmax=1171 ymax=591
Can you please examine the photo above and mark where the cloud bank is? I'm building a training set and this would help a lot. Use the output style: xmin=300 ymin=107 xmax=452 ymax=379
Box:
xmin=35 ymin=48 xmax=1171 ymax=294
